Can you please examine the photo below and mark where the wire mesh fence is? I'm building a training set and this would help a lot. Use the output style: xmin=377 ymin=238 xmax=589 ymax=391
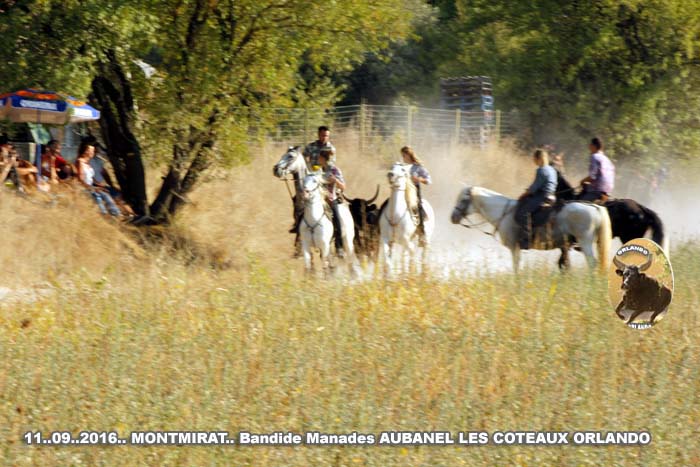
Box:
xmin=238 ymin=104 xmax=520 ymax=152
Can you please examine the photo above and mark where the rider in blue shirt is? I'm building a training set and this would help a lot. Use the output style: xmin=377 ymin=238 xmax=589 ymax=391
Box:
xmin=515 ymin=149 xmax=557 ymax=250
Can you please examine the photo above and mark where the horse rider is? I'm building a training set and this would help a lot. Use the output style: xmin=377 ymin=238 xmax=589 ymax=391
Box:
xmin=304 ymin=125 xmax=336 ymax=169
xmin=579 ymin=137 xmax=615 ymax=203
xmin=288 ymin=125 xmax=334 ymax=235
xmin=400 ymin=146 xmax=431 ymax=245
xmin=318 ymin=149 xmax=346 ymax=257
xmin=515 ymin=149 xmax=558 ymax=250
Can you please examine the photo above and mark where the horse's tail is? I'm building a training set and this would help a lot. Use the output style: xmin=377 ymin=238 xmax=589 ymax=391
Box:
xmin=639 ymin=204 xmax=669 ymax=257
xmin=595 ymin=204 xmax=612 ymax=273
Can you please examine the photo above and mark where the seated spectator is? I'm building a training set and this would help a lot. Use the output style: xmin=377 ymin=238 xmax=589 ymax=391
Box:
xmin=1 ymin=135 xmax=39 ymax=191
xmin=0 ymin=135 xmax=22 ymax=189
xmin=16 ymin=159 xmax=39 ymax=189
xmin=75 ymin=142 xmax=121 ymax=217
xmin=40 ymin=140 xmax=74 ymax=182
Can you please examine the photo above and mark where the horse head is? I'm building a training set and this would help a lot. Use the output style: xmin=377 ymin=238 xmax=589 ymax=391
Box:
xmin=387 ymin=162 xmax=409 ymax=189
xmin=273 ymin=146 xmax=305 ymax=178
xmin=302 ymin=173 xmax=325 ymax=202
xmin=451 ymin=186 xmax=474 ymax=224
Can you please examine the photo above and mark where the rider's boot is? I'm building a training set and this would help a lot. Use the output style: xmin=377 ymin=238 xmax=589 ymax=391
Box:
xmin=289 ymin=211 xmax=302 ymax=234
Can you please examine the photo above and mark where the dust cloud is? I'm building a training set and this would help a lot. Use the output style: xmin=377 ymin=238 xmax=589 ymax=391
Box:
xmin=182 ymin=134 xmax=699 ymax=277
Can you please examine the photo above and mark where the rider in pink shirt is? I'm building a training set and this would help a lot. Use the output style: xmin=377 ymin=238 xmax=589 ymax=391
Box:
xmin=580 ymin=137 xmax=615 ymax=202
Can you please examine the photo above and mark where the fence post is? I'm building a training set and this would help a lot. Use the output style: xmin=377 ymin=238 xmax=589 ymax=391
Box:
xmin=495 ymin=109 xmax=501 ymax=144
xmin=303 ymin=108 xmax=309 ymax=145
xmin=406 ymin=106 xmax=413 ymax=145
xmin=454 ymin=109 xmax=461 ymax=146
xmin=359 ymin=101 xmax=367 ymax=155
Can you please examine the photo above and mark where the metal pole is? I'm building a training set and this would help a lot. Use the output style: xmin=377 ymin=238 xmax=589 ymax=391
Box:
xmin=359 ymin=101 xmax=366 ymax=155
xmin=36 ymin=109 xmax=42 ymax=178
xmin=495 ymin=109 xmax=502 ymax=144
xmin=454 ymin=109 xmax=461 ymax=146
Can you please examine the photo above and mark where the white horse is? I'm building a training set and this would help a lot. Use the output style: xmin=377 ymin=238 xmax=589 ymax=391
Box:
xmin=300 ymin=172 xmax=358 ymax=276
xmin=379 ymin=162 xmax=435 ymax=274
xmin=273 ymin=146 xmax=308 ymax=220
xmin=450 ymin=186 xmax=612 ymax=273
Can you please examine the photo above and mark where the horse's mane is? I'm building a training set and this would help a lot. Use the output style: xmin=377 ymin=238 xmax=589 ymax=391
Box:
xmin=305 ymin=172 xmax=330 ymax=199
xmin=405 ymin=176 xmax=418 ymax=210
xmin=471 ymin=186 xmax=508 ymax=199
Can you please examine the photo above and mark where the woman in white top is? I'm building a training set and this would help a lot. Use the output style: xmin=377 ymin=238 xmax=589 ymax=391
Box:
xmin=76 ymin=142 xmax=121 ymax=217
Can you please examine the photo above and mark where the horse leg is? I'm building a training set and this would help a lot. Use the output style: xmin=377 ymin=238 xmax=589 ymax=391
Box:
xmin=511 ymin=248 xmax=521 ymax=274
xmin=580 ymin=235 xmax=597 ymax=269
xmin=405 ymin=238 xmax=418 ymax=275
xmin=381 ymin=237 xmax=392 ymax=278
xmin=420 ymin=241 xmax=430 ymax=276
xmin=321 ymin=239 xmax=332 ymax=278
xmin=558 ymin=247 xmax=570 ymax=271
xmin=294 ymin=233 xmax=302 ymax=258
xmin=343 ymin=233 xmax=360 ymax=278
xmin=302 ymin=236 xmax=313 ymax=274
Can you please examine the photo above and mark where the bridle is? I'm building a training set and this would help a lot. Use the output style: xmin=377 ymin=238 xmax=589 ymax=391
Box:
xmin=383 ymin=169 xmax=414 ymax=228
xmin=458 ymin=187 xmax=515 ymax=238
xmin=301 ymin=180 xmax=327 ymax=239
xmin=275 ymin=150 xmax=304 ymax=201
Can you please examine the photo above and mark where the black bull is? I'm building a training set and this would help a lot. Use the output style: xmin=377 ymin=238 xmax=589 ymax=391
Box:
xmin=555 ymin=171 xmax=666 ymax=244
xmin=613 ymin=256 xmax=672 ymax=324
xmin=555 ymin=171 xmax=667 ymax=268
xmin=342 ymin=185 xmax=380 ymax=258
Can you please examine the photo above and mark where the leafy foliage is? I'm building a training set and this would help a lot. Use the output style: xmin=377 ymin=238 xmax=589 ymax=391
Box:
xmin=0 ymin=0 xmax=420 ymax=220
xmin=444 ymin=0 xmax=700 ymax=163
xmin=341 ymin=0 xmax=700 ymax=164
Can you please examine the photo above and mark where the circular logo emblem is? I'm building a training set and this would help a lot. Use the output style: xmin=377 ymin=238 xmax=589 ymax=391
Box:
xmin=608 ymin=238 xmax=673 ymax=329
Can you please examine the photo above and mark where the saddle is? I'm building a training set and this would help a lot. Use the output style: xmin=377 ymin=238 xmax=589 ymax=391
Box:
xmin=527 ymin=199 xmax=566 ymax=248
xmin=530 ymin=199 xmax=563 ymax=228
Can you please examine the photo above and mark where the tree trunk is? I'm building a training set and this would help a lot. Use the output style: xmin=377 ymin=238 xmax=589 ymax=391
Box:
xmin=149 ymin=111 xmax=219 ymax=222
xmin=148 ymin=137 xmax=215 ymax=222
xmin=89 ymin=51 xmax=149 ymax=217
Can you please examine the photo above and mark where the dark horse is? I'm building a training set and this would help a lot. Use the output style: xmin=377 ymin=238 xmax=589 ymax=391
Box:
xmin=554 ymin=170 xmax=668 ymax=268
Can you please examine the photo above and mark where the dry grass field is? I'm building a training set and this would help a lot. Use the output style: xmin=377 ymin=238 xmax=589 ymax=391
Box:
xmin=1 ymin=143 xmax=699 ymax=466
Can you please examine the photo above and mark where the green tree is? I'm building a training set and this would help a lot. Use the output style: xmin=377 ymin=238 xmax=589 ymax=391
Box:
xmin=442 ymin=0 xmax=700 ymax=163
xmin=341 ymin=0 xmax=700 ymax=165
xmin=0 ymin=0 xmax=420 ymax=221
